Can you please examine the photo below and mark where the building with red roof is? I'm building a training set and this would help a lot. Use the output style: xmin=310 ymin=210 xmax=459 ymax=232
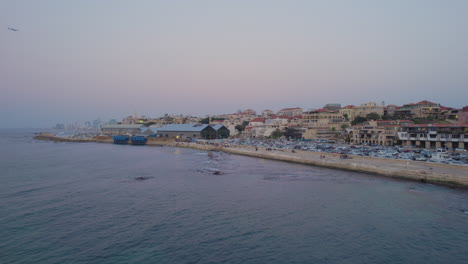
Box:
xmin=277 ymin=107 xmax=303 ymax=118
xmin=396 ymin=100 xmax=441 ymax=118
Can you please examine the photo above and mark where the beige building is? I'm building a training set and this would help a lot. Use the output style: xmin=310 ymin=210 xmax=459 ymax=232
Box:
xmin=101 ymin=124 xmax=143 ymax=135
xmin=251 ymin=124 xmax=283 ymax=138
xmin=339 ymin=105 xmax=356 ymax=120
xmin=398 ymin=123 xmax=468 ymax=149
xmin=277 ymin=107 xmax=303 ymax=117
xmin=354 ymin=102 xmax=385 ymax=118
xmin=303 ymin=109 xmax=348 ymax=129
xmin=302 ymin=127 xmax=341 ymax=140
xmin=459 ymin=107 xmax=468 ymax=123
xmin=352 ymin=120 xmax=410 ymax=146
xmin=396 ymin=100 xmax=440 ymax=118
xmin=262 ymin=110 xmax=275 ymax=117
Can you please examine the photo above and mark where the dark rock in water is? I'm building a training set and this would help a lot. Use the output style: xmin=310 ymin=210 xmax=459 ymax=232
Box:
xmin=135 ymin=176 xmax=148 ymax=181
xmin=213 ymin=171 xmax=223 ymax=175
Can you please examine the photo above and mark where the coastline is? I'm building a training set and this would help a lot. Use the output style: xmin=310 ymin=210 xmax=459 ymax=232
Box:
xmin=33 ymin=133 xmax=468 ymax=188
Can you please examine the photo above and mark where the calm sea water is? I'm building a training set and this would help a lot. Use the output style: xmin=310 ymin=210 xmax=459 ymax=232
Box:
xmin=1 ymin=129 xmax=467 ymax=264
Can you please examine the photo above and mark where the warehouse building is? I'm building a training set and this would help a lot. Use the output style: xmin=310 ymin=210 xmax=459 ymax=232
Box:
xmin=101 ymin=124 xmax=143 ymax=135
xmin=211 ymin=124 xmax=230 ymax=139
xmin=157 ymin=124 xmax=217 ymax=139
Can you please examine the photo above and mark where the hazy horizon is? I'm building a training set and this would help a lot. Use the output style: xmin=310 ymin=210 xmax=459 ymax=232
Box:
xmin=2 ymin=0 xmax=468 ymax=128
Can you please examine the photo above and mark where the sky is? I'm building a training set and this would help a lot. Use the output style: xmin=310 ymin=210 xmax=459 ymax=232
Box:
xmin=1 ymin=0 xmax=468 ymax=128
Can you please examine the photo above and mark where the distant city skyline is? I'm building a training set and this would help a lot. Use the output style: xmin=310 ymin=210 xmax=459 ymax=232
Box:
xmin=2 ymin=0 xmax=468 ymax=128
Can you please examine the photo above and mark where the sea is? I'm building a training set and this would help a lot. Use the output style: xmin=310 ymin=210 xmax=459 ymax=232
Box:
xmin=1 ymin=129 xmax=467 ymax=264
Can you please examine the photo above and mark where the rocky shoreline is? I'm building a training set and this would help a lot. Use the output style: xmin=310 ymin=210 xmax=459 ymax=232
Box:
xmin=33 ymin=133 xmax=468 ymax=188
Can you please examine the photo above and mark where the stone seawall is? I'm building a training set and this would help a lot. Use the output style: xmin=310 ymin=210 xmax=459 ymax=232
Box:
xmin=178 ymin=142 xmax=468 ymax=188
xmin=33 ymin=134 xmax=468 ymax=187
xmin=34 ymin=133 xmax=96 ymax=143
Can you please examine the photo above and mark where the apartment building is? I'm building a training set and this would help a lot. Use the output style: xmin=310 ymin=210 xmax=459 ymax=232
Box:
xmin=398 ymin=123 xmax=468 ymax=149
xmin=277 ymin=107 xmax=303 ymax=117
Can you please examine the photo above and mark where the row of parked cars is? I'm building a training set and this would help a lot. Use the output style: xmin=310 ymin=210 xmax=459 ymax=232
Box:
xmin=214 ymin=138 xmax=468 ymax=165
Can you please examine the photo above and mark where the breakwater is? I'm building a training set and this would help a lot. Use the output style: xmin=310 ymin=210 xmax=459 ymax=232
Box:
xmin=34 ymin=133 xmax=468 ymax=187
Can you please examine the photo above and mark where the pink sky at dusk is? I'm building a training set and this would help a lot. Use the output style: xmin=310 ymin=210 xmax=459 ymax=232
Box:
xmin=1 ymin=0 xmax=467 ymax=127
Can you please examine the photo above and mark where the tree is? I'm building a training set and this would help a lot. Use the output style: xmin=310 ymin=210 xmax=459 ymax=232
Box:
xmin=235 ymin=125 xmax=246 ymax=132
xmin=351 ymin=116 xmax=367 ymax=125
xmin=271 ymin=129 xmax=283 ymax=139
xmin=343 ymin=114 xmax=349 ymax=121
xmin=201 ymin=117 xmax=225 ymax=124
xmin=382 ymin=115 xmax=392 ymax=120
xmin=340 ymin=124 xmax=349 ymax=131
xmin=144 ymin=122 xmax=156 ymax=127
xmin=366 ymin=112 xmax=380 ymax=121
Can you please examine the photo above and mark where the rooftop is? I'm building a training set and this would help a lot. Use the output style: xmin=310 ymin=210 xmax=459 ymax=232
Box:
xmin=158 ymin=124 xmax=211 ymax=132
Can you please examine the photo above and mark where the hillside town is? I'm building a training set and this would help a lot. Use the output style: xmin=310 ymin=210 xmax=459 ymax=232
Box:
xmin=97 ymin=100 xmax=468 ymax=151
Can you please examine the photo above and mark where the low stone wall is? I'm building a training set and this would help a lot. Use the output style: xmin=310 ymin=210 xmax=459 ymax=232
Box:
xmin=147 ymin=137 xmax=176 ymax=146
xmin=34 ymin=133 xmax=96 ymax=143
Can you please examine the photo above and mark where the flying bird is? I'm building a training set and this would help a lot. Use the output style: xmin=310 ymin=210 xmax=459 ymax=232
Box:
xmin=8 ymin=27 xmax=19 ymax=32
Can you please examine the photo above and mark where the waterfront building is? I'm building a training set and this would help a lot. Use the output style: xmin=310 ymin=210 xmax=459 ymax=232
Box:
xmin=277 ymin=107 xmax=303 ymax=118
xmin=140 ymin=127 xmax=159 ymax=136
xmin=285 ymin=126 xmax=306 ymax=139
xmin=302 ymin=127 xmax=341 ymax=141
xmin=398 ymin=123 xmax=468 ymax=150
xmin=157 ymin=124 xmax=217 ymax=139
xmin=212 ymin=119 xmax=239 ymax=137
xmin=210 ymin=124 xmax=230 ymax=139
xmin=101 ymin=124 xmax=143 ymax=135
xmin=352 ymin=120 xmax=408 ymax=146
